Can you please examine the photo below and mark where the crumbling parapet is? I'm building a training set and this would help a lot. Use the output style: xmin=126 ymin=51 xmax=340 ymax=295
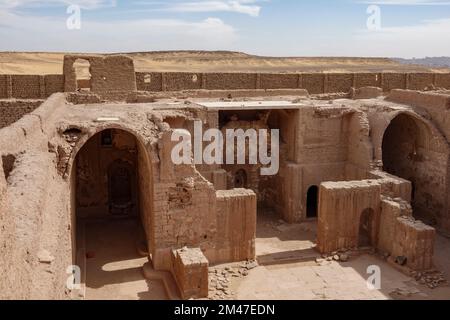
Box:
xmin=378 ymin=197 xmax=413 ymax=254
xmin=171 ymin=247 xmax=209 ymax=299
xmin=392 ymin=216 xmax=435 ymax=271
xmin=317 ymin=180 xmax=382 ymax=253
xmin=63 ymin=54 xmax=137 ymax=94
xmin=317 ymin=175 xmax=436 ymax=271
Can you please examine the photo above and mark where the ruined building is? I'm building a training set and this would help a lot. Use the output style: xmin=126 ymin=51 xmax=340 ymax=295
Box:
xmin=1 ymin=54 xmax=450 ymax=299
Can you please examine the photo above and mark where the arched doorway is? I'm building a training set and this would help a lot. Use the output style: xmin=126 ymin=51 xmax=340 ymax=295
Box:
xmin=306 ymin=186 xmax=319 ymax=218
xmin=234 ymin=169 xmax=248 ymax=188
xmin=71 ymin=128 xmax=157 ymax=299
xmin=381 ymin=113 xmax=445 ymax=225
xmin=359 ymin=208 xmax=374 ymax=247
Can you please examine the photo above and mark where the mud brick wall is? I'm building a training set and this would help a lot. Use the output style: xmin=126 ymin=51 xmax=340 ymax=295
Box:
xmin=165 ymin=73 xmax=203 ymax=91
xmin=12 ymin=75 xmax=41 ymax=99
xmin=44 ymin=75 xmax=64 ymax=96
xmin=171 ymin=248 xmax=209 ymax=299
xmin=436 ymin=74 xmax=450 ymax=88
xmin=214 ymin=189 xmax=257 ymax=264
xmin=317 ymin=180 xmax=382 ymax=254
xmin=260 ymin=73 xmax=299 ymax=89
xmin=326 ymin=74 xmax=354 ymax=93
xmin=0 ymin=75 xmax=63 ymax=99
xmin=63 ymin=55 xmax=137 ymax=93
xmin=382 ymin=73 xmax=407 ymax=91
xmin=392 ymin=216 xmax=435 ymax=271
xmin=0 ymin=75 xmax=7 ymax=98
xmin=355 ymin=73 xmax=382 ymax=88
xmin=302 ymin=73 xmax=325 ymax=94
xmin=408 ymin=73 xmax=435 ymax=90
xmin=136 ymin=72 xmax=163 ymax=91
xmin=0 ymin=100 xmax=43 ymax=128
xmin=205 ymin=73 xmax=257 ymax=90
xmin=3 ymin=71 xmax=450 ymax=98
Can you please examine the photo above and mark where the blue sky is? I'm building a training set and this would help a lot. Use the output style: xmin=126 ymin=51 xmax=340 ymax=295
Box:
xmin=0 ymin=0 xmax=449 ymax=57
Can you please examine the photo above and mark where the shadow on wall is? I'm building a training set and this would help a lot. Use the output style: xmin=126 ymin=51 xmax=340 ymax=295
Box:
xmin=381 ymin=113 xmax=446 ymax=226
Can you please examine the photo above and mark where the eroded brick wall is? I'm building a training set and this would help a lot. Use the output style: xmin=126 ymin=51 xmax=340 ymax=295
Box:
xmin=0 ymin=75 xmax=63 ymax=100
xmin=0 ymin=100 xmax=43 ymax=128
xmin=134 ymin=72 xmax=450 ymax=93
xmin=0 ymin=72 xmax=449 ymax=99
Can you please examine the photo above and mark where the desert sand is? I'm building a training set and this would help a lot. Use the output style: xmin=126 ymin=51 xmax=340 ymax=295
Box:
xmin=1 ymin=51 xmax=449 ymax=75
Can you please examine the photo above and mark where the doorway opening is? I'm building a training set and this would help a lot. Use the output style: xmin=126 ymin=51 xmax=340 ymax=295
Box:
xmin=234 ymin=169 xmax=248 ymax=189
xmin=74 ymin=58 xmax=92 ymax=92
xmin=306 ymin=186 xmax=319 ymax=218
xmin=358 ymin=208 xmax=374 ymax=247
xmin=71 ymin=129 xmax=159 ymax=299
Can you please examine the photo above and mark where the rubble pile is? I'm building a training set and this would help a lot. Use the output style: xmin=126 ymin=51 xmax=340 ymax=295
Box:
xmin=207 ymin=260 xmax=258 ymax=300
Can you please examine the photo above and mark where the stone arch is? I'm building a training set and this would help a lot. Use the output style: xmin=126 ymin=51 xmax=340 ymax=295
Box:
xmin=381 ymin=111 xmax=450 ymax=226
xmin=234 ymin=168 xmax=248 ymax=188
xmin=68 ymin=126 xmax=155 ymax=264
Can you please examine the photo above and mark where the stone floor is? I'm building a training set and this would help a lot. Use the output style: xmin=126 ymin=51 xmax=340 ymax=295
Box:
xmin=78 ymin=211 xmax=450 ymax=300
xmin=213 ymin=210 xmax=450 ymax=300
xmin=82 ymin=219 xmax=168 ymax=300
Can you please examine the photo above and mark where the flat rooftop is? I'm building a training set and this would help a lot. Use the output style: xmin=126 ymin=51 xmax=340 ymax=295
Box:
xmin=196 ymin=100 xmax=307 ymax=111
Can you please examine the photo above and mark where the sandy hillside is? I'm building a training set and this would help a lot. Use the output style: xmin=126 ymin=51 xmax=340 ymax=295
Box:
xmin=1 ymin=51 xmax=449 ymax=75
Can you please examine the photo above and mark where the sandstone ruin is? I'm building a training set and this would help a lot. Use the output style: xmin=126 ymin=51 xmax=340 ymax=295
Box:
xmin=1 ymin=54 xmax=450 ymax=300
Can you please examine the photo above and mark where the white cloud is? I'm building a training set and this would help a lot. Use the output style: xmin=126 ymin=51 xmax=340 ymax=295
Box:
xmin=164 ymin=0 xmax=262 ymax=17
xmin=0 ymin=0 xmax=240 ymax=52
xmin=0 ymin=0 xmax=116 ymax=10
xmin=0 ymin=9 xmax=237 ymax=52
xmin=351 ymin=18 xmax=450 ymax=57
xmin=357 ymin=0 xmax=450 ymax=5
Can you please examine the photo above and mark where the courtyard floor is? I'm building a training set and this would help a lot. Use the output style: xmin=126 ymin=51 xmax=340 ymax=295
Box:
xmin=78 ymin=211 xmax=450 ymax=300
xmin=216 ymin=210 xmax=450 ymax=300
xmin=82 ymin=219 xmax=168 ymax=300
